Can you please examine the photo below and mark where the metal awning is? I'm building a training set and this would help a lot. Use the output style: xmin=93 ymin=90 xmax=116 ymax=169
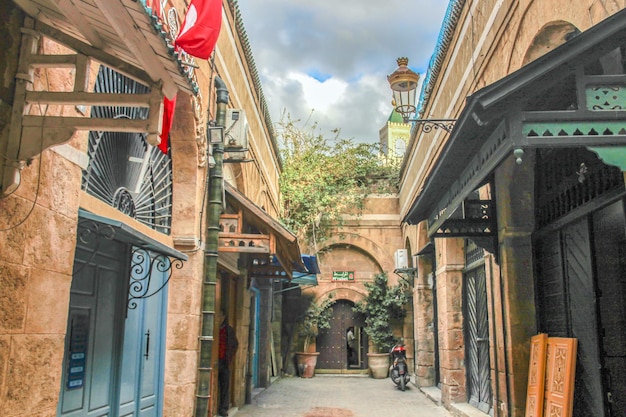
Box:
xmin=404 ymin=9 xmax=626 ymax=231
xmin=13 ymin=0 xmax=198 ymax=98
xmin=291 ymin=255 xmax=320 ymax=286
xmin=254 ymin=254 xmax=320 ymax=286
xmin=78 ymin=209 xmax=187 ymax=260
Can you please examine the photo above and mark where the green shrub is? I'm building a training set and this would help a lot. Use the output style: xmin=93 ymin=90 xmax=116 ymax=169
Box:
xmin=298 ymin=295 xmax=335 ymax=352
xmin=354 ymin=273 xmax=408 ymax=353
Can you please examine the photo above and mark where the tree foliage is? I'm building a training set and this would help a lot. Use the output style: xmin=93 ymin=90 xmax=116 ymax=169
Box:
xmin=353 ymin=273 xmax=408 ymax=352
xmin=298 ymin=295 xmax=335 ymax=352
xmin=278 ymin=114 xmax=400 ymax=248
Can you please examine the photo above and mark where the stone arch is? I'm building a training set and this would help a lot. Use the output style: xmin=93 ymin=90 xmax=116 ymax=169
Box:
xmin=522 ymin=20 xmax=580 ymax=65
xmin=317 ymin=234 xmax=395 ymax=274
xmin=506 ymin=0 xmax=584 ymax=73
xmin=259 ymin=189 xmax=268 ymax=212
xmin=169 ymin=91 xmax=203 ymax=238
xmin=405 ymin=237 xmax=414 ymax=268
xmin=223 ymin=163 xmax=246 ymax=193
xmin=314 ymin=287 xmax=367 ymax=306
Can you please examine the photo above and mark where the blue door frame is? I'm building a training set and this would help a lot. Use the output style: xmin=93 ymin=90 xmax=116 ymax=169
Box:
xmin=250 ymin=286 xmax=261 ymax=388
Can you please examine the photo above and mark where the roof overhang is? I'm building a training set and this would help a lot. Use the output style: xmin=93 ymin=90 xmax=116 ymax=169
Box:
xmin=12 ymin=0 xmax=198 ymax=98
xmin=220 ymin=182 xmax=305 ymax=280
xmin=404 ymin=9 xmax=626 ymax=232
xmin=78 ymin=209 xmax=187 ymax=260
xmin=255 ymin=254 xmax=320 ymax=287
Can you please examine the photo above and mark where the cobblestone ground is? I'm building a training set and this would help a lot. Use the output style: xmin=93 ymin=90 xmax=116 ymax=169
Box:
xmin=230 ymin=375 xmax=453 ymax=417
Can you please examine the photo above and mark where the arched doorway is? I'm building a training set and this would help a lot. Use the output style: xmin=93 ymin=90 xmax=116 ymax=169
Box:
xmin=317 ymin=300 xmax=367 ymax=371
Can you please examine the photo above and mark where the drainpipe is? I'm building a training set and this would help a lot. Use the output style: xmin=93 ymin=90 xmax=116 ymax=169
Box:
xmin=195 ymin=76 xmax=228 ymax=417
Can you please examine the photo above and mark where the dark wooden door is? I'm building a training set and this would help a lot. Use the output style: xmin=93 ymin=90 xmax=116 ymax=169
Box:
xmin=563 ymin=218 xmax=606 ymax=417
xmin=317 ymin=300 xmax=365 ymax=370
xmin=464 ymin=265 xmax=492 ymax=413
xmin=592 ymin=201 xmax=626 ymax=417
xmin=535 ymin=217 xmax=608 ymax=417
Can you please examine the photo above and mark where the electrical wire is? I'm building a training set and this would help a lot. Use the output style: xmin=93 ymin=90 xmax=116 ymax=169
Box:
xmin=0 ymin=42 xmax=48 ymax=231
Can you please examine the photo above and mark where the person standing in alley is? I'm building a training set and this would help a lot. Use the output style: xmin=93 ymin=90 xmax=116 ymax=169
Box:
xmin=346 ymin=326 xmax=356 ymax=366
xmin=218 ymin=308 xmax=238 ymax=417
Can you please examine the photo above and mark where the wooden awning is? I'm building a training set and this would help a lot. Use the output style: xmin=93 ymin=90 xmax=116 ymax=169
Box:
xmin=404 ymin=9 xmax=626 ymax=235
xmin=220 ymin=183 xmax=305 ymax=280
xmin=13 ymin=0 xmax=198 ymax=98
xmin=3 ymin=1 xmax=201 ymax=194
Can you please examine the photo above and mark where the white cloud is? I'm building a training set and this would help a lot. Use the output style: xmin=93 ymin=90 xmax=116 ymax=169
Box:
xmin=288 ymin=73 xmax=347 ymax=113
xmin=236 ymin=0 xmax=450 ymax=143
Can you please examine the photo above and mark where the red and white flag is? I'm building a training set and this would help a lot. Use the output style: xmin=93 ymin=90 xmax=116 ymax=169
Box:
xmin=159 ymin=95 xmax=177 ymax=154
xmin=175 ymin=0 xmax=223 ymax=60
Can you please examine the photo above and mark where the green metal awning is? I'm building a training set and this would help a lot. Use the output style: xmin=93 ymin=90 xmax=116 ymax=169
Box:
xmin=404 ymin=9 xmax=626 ymax=231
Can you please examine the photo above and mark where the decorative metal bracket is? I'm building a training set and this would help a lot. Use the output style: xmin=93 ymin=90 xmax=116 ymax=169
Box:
xmin=128 ymin=247 xmax=184 ymax=311
xmin=431 ymin=196 xmax=500 ymax=264
xmin=394 ymin=268 xmax=416 ymax=288
xmin=73 ymin=219 xmax=117 ymax=277
xmin=404 ymin=118 xmax=457 ymax=133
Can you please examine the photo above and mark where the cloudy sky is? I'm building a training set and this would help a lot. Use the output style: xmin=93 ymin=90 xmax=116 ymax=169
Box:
xmin=235 ymin=0 xmax=450 ymax=144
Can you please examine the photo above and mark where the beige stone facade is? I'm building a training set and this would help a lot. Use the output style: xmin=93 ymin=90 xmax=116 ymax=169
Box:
xmin=0 ymin=1 xmax=295 ymax=417
xmin=400 ymin=1 xmax=626 ymax=417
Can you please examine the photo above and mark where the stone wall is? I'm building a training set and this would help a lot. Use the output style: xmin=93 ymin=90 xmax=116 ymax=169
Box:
xmin=0 ymin=14 xmax=87 ymax=416
xmin=400 ymin=1 xmax=625 ymax=416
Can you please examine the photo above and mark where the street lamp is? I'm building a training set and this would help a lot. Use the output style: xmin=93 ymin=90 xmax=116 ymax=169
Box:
xmin=387 ymin=57 xmax=456 ymax=133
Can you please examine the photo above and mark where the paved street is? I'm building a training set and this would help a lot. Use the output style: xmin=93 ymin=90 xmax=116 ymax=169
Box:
xmin=231 ymin=375 xmax=453 ymax=417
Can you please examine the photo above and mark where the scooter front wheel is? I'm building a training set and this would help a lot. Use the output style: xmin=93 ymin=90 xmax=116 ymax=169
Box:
xmin=399 ymin=374 xmax=406 ymax=391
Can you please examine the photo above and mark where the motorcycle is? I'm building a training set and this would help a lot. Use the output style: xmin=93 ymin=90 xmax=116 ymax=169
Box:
xmin=390 ymin=343 xmax=411 ymax=391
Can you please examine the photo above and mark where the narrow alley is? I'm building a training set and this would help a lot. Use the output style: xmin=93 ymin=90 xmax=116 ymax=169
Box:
xmin=230 ymin=375 xmax=453 ymax=417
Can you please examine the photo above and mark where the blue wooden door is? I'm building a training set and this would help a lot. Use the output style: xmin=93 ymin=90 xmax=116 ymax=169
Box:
xmin=250 ymin=287 xmax=260 ymax=387
xmin=119 ymin=249 xmax=168 ymax=417
xmin=60 ymin=235 xmax=168 ymax=417
xmin=58 ymin=238 xmax=126 ymax=417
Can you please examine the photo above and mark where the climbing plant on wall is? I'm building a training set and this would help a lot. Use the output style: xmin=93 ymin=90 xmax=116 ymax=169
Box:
xmin=277 ymin=114 xmax=400 ymax=249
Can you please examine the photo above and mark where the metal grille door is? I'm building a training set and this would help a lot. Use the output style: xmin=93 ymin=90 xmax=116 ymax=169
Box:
xmin=465 ymin=264 xmax=492 ymax=413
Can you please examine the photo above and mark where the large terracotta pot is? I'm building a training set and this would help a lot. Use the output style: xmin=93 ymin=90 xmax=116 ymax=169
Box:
xmin=296 ymin=352 xmax=320 ymax=378
xmin=367 ymin=352 xmax=390 ymax=379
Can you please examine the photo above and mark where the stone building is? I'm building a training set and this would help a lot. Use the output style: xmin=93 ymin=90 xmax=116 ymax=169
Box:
xmin=287 ymin=193 xmax=410 ymax=374
xmin=379 ymin=110 xmax=411 ymax=161
xmin=0 ymin=1 xmax=305 ymax=417
xmin=397 ymin=1 xmax=626 ymax=417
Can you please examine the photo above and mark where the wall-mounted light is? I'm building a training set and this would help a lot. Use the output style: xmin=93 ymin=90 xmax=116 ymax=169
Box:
xmin=388 ymin=57 xmax=457 ymax=133
xmin=209 ymin=126 xmax=224 ymax=144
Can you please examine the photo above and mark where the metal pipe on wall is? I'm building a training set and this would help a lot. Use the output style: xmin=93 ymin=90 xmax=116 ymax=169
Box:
xmin=195 ymin=76 xmax=228 ymax=417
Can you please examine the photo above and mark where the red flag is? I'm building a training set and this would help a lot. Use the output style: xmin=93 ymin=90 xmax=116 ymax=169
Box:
xmin=159 ymin=95 xmax=177 ymax=154
xmin=175 ymin=0 xmax=222 ymax=60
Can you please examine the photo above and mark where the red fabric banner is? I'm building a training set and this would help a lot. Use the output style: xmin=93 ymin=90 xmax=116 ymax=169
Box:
xmin=159 ymin=95 xmax=177 ymax=154
xmin=175 ymin=0 xmax=223 ymax=60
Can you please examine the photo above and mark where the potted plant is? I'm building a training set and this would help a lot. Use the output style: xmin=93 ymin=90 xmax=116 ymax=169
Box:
xmin=295 ymin=295 xmax=335 ymax=378
xmin=354 ymin=272 xmax=408 ymax=378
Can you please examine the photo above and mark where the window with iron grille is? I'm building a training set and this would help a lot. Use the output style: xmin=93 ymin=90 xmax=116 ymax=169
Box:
xmin=82 ymin=66 xmax=173 ymax=234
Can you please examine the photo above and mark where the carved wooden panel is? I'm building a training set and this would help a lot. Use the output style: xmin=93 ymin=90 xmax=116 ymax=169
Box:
xmin=544 ymin=338 xmax=578 ymax=417
xmin=525 ymin=333 xmax=548 ymax=417
xmin=218 ymin=233 xmax=271 ymax=253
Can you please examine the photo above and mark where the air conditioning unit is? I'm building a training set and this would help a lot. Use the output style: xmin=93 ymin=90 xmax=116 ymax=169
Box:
xmin=224 ymin=109 xmax=248 ymax=150
xmin=394 ymin=249 xmax=408 ymax=270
